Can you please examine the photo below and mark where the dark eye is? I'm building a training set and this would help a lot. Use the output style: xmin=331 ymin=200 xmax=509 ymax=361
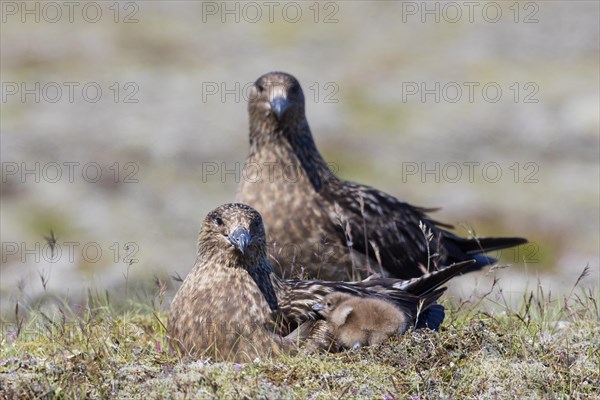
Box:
xmin=214 ymin=216 xmax=224 ymax=226
xmin=326 ymin=302 xmax=331 ymax=307
xmin=256 ymin=83 xmax=265 ymax=93
xmin=289 ymin=84 xmax=299 ymax=97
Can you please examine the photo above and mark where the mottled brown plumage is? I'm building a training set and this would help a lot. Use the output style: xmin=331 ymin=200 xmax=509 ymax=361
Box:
xmin=169 ymin=203 xmax=474 ymax=361
xmin=313 ymin=292 xmax=409 ymax=349
xmin=168 ymin=203 xmax=291 ymax=362
xmin=237 ymin=71 xmax=528 ymax=280
xmin=274 ymin=257 xmax=474 ymax=334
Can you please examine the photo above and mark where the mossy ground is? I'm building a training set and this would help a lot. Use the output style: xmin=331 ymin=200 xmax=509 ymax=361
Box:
xmin=1 ymin=273 xmax=598 ymax=400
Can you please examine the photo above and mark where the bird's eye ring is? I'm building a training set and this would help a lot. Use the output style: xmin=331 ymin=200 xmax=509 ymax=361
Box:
xmin=214 ymin=216 xmax=224 ymax=226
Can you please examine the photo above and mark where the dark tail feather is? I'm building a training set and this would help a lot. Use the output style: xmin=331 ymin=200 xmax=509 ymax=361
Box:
xmin=443 ymin=235 xmax=528 ymax=271
xmin=455 ymin=236 xmax=528 ymax=255
xmin=413 ymin=287 xmax=446 ymax=330
xmin=469 ymin=253 xmax=499 ymax=271
xmin=417 ymin=304 xmax=445 ymax=331
xmin=407 ymin=261 xmax=475 ymax=330
xmin=394 ymin=260 xmax=475 ymax=296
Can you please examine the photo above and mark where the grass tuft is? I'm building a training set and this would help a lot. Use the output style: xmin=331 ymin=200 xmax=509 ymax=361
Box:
xmin=1 ymin=267 xmax=598 ymax=399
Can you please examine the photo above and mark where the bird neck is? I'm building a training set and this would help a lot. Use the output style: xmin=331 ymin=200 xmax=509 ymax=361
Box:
xmin=247 ymin=259 xmax=279 ymax=313
xmin=248 ymin=119 xmax=338 ymax=192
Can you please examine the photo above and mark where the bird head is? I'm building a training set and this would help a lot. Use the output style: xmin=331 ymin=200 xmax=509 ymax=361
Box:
xmin=312 ymin=292 xmax=353 ymax=317
xmin=199 ymin=203 xmax=267 ymax=263
xmin=248 ymin=71 xmax=306 ymax=131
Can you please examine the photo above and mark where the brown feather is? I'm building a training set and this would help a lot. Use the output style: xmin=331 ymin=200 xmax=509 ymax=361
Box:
xmin=168 ymin=204 xmax=473 ymax=360
xmin=237 ymin=71 xmax=527 ymax=280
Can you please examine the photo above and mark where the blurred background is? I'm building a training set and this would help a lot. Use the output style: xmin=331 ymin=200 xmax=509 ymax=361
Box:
xmin=1 ymin=1 xmax=598 ymax=316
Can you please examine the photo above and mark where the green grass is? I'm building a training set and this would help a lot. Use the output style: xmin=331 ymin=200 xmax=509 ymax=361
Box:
xmin=1 ymin=272 xmax=598 ymax=399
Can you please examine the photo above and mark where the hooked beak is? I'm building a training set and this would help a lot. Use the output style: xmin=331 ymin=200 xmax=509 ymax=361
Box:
xmin=312 ymin=302 xmax=324 ymax=312
xmin=269 ymin=96 xmax=288 ymax=120
xmin=228 ymin=227 xmax=251 ymax=255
